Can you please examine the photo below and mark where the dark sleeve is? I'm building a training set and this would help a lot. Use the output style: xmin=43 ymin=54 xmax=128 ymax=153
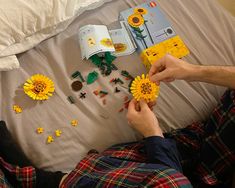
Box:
xmin=144 ymin=136 xmax=182 ymax=172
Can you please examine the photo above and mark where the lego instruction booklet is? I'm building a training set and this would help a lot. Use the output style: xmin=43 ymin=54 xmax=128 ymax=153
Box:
xmin=79 ymin=0 xmax=189 ymax=63
xmin=78 ymin=21 xmax=136 ymax=60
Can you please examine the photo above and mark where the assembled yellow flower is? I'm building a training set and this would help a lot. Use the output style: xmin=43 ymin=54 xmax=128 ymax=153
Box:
xmin=134 ymin=7 xmax=148 ymax=15
xmin=128 ymin=14 xmax=145 ymax=28
xmin=130 ymin=74 xmax=159 ymax=102
xmin=23 ymin=74 xmax=55 ymax=100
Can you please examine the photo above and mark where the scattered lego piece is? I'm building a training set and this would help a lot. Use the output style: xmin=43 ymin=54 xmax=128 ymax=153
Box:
xmin=36 ymin=127 xmax=44 ymax=134
xmin=105 ymin=68 xmax=112 ymax=76
xmin=102 ymin=99 xmax=106 ymax=105
xmin=121 ymin=71 xmax=129 ymax=77
xmin=110 ymin=78 xmax=115 ymax=83
xmin=100 ymin=91 xmax=108 ymax=95
xmin=90 ymin=54 xmax=102 ymax=67
xmin=71 ymin=71 xmax=80 ymax=79
xmin=121 ymin=70 xmax=134 ymax=80
xmin=89 ymin=54 xmax=117 ymax=76
xmin=111 ymin=78 xmax=124 ymax=85
xmin=87 ymin=71 xmax=99 ymax=84
xmin=115 ymin=87 xmax=121 ymax=93
xmin=71 ymin=80 xmax=83 ymax=92
xmin=13 ymin=105 xmax=22 ymax=114
xmin=93 ymin=90 xmax=100 ymax=96
xmin=104 ymin=52 xmax=116 ymax=65
xmin=71 ymin=120 xmax=78 ymax=127
xmin=67 ymin=96 xmax=76 ymax=104
xmin=47 ymin=136 xmax=54 ymax=144
xmin=55 ymin=130 xmax=62 ymax=137
xmin=113 ymin=78 xmax=119 ymax=84
xmin=111 ymin=64 xmax=118 ymax=70
xmin=71 ymin=71 xmax=85 ymax=82
xmin=79 ymin=92 xmax=87 ymax=99
xmin=99 ymin=91 xmax=108 ymax=98
xmin=117 ymin=78 xmax=124 ymax=84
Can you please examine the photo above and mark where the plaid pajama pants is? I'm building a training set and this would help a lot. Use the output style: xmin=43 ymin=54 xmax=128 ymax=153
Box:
xmin=165 ymin=89 xmax=235 ymax=187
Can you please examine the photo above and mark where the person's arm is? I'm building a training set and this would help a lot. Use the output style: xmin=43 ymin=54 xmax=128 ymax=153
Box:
xmin=187 ymin=65 xmax=235 ymax=89
xmin=149 ymin=54 xmax=235 ymax=89
xmin=127 ymin=100 xmax=182 ymax=172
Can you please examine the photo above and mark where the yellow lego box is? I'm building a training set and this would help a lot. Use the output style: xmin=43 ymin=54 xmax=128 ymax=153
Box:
xmin=141 ymin=35 xmax=190 ymax=69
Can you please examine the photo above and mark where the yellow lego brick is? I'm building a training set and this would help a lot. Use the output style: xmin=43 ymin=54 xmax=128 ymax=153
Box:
xmin=141 ymin=35 xmax=190 ymax=69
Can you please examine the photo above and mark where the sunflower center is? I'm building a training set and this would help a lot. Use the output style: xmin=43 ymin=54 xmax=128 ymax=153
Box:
xmin=33 ymin=81 xmax=47 ymax=93
xmin=132 ymin=17 xmax=140 ymax=23
xmin=141 ymin=83 xmax=152 ymax=94
xmin=138 ymin=9 xmax=144 ymax=13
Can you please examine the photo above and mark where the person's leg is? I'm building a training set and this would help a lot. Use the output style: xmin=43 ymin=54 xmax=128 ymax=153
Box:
xmin=164 ymin=122 xmax=206 ymax=181
xmin=165 ymin=89 xmax=235 ymax=187
xmin=0 ymin=120 xmax=65 ymax=188
xmin=195 ymin=89 xmax=235 ymax=187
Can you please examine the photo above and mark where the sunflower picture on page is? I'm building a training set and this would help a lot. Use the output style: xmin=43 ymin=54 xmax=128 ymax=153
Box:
xmin=130 ymin=74 xmax=159 ymax=102
xmin=23 ymin=74 xmax=55 ymax=100
xmin=127 ymin=7 xmax=154 ymax=49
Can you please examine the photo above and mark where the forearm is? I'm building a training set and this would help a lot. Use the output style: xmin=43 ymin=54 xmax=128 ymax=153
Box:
xmin=187 ymin=65 xmax=235 ymax=89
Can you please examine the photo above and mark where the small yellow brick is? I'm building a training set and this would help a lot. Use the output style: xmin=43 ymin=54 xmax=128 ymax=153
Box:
xmin=47 ymin=136 xmax=54 ymax=144
xmin=55 ymin=130 xmax=62 ymax=137
xmin=71 ymin=120 xmax=78 ymax=127
xmin=13 ymin=105 xmax=22 ymax=114
xmin=37 ymin=127 xmax=44 ymax=134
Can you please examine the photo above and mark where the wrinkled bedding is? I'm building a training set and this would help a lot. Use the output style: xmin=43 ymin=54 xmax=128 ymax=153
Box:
xmin=0 ymin=0 xmax=235 ymax=172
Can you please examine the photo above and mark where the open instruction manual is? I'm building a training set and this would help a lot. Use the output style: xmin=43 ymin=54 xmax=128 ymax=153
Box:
xmin=78 ymin=0 xmax=189 ymax=65
xmin=79 ymin=21 xmax=136 ymax=59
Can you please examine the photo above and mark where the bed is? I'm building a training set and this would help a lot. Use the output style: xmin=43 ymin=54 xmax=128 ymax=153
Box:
xmin=0 ymin=0 xmax=235 ymax=174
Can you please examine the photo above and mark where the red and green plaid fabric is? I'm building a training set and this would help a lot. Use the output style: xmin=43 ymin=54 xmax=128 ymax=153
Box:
xmin=0 ymin=157 xmax=36 ymax=188
xmin=165 ymin=89 xmax=235 ymax=187
xmin=61 ymin=143 xmax=192 ymax=188
xmin=196 ymin=89 xmax=235 ymax=186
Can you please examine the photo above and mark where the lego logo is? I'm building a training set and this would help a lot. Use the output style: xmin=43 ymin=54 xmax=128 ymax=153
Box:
xmin=150 ymin=1 xmax=157 ymax=7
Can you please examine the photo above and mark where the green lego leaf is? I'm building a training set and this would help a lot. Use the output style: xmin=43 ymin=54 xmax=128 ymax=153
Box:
xmin=87 ymin=71 xmax=99 ymax=85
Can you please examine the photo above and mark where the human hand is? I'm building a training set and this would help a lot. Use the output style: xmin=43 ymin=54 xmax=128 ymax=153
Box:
xmin=127 ymin=99 xmax=163 ymax=138
xmin=149 ymin=54 xmax=195 ymax=85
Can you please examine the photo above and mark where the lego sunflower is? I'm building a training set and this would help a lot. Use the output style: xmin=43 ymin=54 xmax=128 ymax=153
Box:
xmin=134 ymin=7 xmax=148 ymax=15
xmin=128 ymin=14 xmax=144 ymax=28
xmin=130 ymin=74 xmax=159 ymax=102
xmin=23 ymin=74 xmax=55 ymax=100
